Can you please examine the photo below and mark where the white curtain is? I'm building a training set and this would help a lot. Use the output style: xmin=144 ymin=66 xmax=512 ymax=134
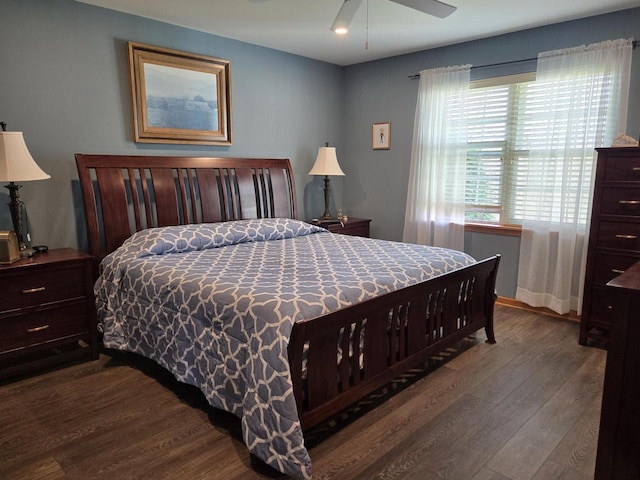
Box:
xmin=516 ymin=38 xmax=633 ymax=314
xmin=403 ymin=65 xmax=471 ymax=251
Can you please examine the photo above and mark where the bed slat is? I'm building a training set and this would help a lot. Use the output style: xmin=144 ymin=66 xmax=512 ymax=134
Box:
xmin=195 ymin=169 xmax=223 ymax=223
xmin=149 ymin=168 xmax=180 ymax=226
xmin=94 ymin=168 xmax=132 ymax=255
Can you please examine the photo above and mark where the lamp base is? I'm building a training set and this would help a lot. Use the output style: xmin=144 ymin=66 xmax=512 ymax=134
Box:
xmin=321 ymin=175 xmax=333 ymax=220
xmin=4 ymin=182 xmax=27 ymax=250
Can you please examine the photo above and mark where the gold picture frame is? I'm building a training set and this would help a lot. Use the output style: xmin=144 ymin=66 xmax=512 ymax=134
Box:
xmin=372 ymin=121 xmax=390 ymax=150
xmin=128 ymin=42 xmax=232 ymax=145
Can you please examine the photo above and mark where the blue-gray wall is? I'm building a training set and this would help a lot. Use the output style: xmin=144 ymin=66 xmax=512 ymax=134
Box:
xmin=2 ymin=1 xmax=640 ymax=298
xmin=0 ymin=0 xmax=344 ymax=250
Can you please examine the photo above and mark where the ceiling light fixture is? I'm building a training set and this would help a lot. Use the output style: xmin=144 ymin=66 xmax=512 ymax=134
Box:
xmin=330 ymin=0 xmax=363 ymax=34
xmin=331 ymin=0 xmax=456 ymax=35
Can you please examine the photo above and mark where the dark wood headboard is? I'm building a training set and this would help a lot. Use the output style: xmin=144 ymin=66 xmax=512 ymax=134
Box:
xmin=75 ymin=154 xmax=297 ymax=259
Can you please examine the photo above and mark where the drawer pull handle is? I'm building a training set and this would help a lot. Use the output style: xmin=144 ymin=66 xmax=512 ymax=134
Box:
xmin=27 ymin=325 xmax=50 ymax=333
xmin=22 ymin=286 xmax=46 ymax=294
xmin=619 ymin=200 xmax=640 ymax=205
xmin=608 ymin=305 xmax=613 ymax=310
xmin=633 ymin=167 xmax=640 ymax=174
xmin=612 ymin=269 xmax=625 ymax=274
xmin=615 ymin=234 xmax=637 ymax=239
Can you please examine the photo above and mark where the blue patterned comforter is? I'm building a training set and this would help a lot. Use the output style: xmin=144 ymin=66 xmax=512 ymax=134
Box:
xmin=95 ymin=218 xmax=476 ymax=478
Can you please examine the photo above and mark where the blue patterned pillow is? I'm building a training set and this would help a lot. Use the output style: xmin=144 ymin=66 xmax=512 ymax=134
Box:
xmin=119 ymin=218 xmax=326 ymax=258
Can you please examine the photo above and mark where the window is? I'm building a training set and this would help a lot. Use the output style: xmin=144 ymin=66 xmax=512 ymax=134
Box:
xmin=465 ymin=72 xmax=608 ymax=226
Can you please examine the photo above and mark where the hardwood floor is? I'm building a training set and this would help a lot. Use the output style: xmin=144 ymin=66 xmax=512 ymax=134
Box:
xmin=0 ymin=306 xmax=605 ymax=480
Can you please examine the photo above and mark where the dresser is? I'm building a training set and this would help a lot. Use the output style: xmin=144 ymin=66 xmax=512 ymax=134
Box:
xmin=309 ymin=217 xmax=371 ymax=237
xmin=594 ymin=261 xmax=640 ymax=479
xmin=0 ymin=248 xmax=97 ymax=377
xmin=580 ymin=147 xmax=640 ymax=347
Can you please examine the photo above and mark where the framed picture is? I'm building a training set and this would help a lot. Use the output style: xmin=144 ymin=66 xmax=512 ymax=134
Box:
xmin=128 ymin=42 xmax=232 ymax=145
xmin=372 ymin=121 xmax=390 ymax=150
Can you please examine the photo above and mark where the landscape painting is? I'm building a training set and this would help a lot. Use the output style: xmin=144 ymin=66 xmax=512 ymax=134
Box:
xmin=144 ymin=63 xmax=218 ymax=132
xmin=128 ymin=42 xmax=232 ymax=145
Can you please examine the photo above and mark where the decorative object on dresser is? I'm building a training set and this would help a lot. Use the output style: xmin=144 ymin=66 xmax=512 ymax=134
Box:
xmin=75 ymin=153 xmax=500 ymax=478
xmin=580 ymin=147 xmax=640 ymax=348
xmin=309 ymin=217 xmax=371 ymax=237
xmin=0 ymin=122 xmax=50 ymax=254
xmin=308 ymin=143 xmax=345 ymax=220
xmin=594 ymin=260 xmax=640 ymax=479
xmin=0 ymin=230 xmax=20 ymax=264
xmin=0 ymin=248 xmax=98 ymax=379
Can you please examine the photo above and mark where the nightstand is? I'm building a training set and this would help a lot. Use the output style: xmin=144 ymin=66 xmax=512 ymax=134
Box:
xmin=310 ymin=217 xmax=371 ymax=237
xmin=0 ymin=248 xmax=97 ymax=378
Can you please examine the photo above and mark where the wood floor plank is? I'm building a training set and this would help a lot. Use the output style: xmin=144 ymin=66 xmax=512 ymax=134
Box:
xmin=546 ymin=391 xmax=603 ymax=477
xmin=532 ymin=460 xmax=593 ymax=480
xmin=347 ymin=393 xmax=496 ymax=480
xmin=407 ymin=321 xmax=596 ymax=479
xmin=0 ymin=306 xmax=605 ymax=480
xmin=1 ymin=456 xmax=66 ymax=480
xmin=486 ymin=348 xmax=605 ymax=480
xmin=470 ymin=467 xmax=512 ymax=480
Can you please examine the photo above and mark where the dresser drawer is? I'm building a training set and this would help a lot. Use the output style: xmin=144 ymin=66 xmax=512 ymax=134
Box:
xmin=593 ymin=254 xmax=640 ymax=285
xmin=0 ymin=264 xmax=87 ymax=312
xmin=598 ymin=221 xmax=640 ymax=252
xmin=0 ymin=302 xmax=89 ymax=353
xmin=604 ymin=155 xmax=640 ymax=181
xmin=601 ymin=187 xmax=640 ymax=216
xmin=588 ymin=288 xmax=616 ymax=324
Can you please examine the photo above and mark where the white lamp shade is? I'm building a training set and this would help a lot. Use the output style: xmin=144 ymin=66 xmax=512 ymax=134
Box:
xmin=0 ymin=132 xmax=50 ymax=182
xmin=309 ymin=146 xmax=345 ymax=176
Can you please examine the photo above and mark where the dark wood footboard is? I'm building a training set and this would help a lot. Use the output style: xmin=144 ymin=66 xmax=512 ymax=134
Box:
xmin=288 ymin=255 xmax=500 ymax=431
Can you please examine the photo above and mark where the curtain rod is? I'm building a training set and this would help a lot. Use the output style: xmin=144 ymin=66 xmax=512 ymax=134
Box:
xmin=408 ymin=40 xmax=638 ymax=79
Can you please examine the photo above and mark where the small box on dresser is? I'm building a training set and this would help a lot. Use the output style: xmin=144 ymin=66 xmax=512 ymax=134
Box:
xmin=580 ymin=147 xmax=640 ymax=347
xmin=0 ymin=248 xmax=97 ymax=377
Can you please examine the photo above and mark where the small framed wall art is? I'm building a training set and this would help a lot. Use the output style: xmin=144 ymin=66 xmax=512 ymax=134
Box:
xmin=372 ymin=121 xmax=390 ymax=150
xmin=128 ymin=41 xmax=232 ymax=145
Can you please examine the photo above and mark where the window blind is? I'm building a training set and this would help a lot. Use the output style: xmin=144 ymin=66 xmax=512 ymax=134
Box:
xmin=465 ymin=70 xmax=616 ymax=225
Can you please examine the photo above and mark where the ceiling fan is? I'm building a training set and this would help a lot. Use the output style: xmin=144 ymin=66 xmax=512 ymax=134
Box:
xmin=331 ymin=0 xmax=456 ymax=34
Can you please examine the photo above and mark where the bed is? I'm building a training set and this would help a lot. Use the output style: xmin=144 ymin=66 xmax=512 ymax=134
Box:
xmin=75 ymin=154 xmax=500 ymax=479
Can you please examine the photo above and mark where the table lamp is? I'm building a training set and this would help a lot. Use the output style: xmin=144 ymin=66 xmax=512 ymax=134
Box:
xmin=308 ymin=143 xmax=345 ymax=220
xmin=0 ymin=122 xmax=50 ymax=252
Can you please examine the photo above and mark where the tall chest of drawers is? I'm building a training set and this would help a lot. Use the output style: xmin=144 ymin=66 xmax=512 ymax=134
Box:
xmin=580 ymin=147 xmax=640 ymax=347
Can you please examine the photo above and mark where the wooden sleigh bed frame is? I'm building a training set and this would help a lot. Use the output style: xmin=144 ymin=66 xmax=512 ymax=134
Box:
xmin=75 ymin=153 xmax=500 ymax=433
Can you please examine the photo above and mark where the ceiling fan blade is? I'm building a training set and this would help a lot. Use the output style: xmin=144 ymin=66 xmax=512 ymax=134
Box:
xmin=389 ymin=0 xmax=457 ymax=18
xmin=330 ymin=0 xmax=365 ymax=32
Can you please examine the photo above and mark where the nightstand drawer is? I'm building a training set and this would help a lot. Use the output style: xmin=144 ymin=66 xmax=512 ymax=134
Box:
xmin=0 ymin=265 xmax=87 ymax=312
xmin=311 ymin=218 xmax=371 ymax=237
xmin=335 ymin=224 xmax=369 ymax=237
xmin=0 ymin=302 xmax=89 ymax=353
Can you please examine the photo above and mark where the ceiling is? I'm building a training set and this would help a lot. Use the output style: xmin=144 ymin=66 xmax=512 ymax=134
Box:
xmin=76 ymin=0 xmax=640 ymax=66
